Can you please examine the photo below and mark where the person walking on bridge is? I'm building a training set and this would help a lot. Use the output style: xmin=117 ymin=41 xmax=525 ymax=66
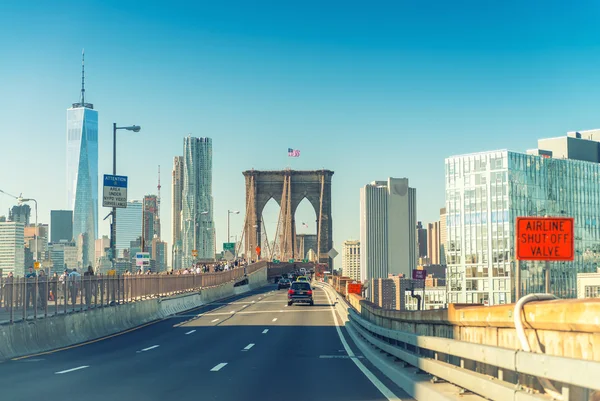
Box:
xmin=3 ymin=271 xmax=13 ymax=312
xmin=25 ymin=266 xmax=37 ymax=310
xmin=84 ymin=266 xmax=94 ymax=308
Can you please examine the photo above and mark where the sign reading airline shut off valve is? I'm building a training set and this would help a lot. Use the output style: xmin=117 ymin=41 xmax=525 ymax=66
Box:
xmin=516 ymin=217 xmax=574 ymax=261
xmin=103 ymin=174 xmax=128 ymax=208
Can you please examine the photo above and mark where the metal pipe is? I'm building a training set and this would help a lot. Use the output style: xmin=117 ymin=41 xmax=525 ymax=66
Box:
xmin=112 ymin=123 xmax=117 ymax=270
xmin=514 ymin=293 xmax=562 ymax=400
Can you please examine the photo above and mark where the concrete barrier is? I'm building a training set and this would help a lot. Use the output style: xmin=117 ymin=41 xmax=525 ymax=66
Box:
xmin=0 ymin=267 xmax=268 ymax=362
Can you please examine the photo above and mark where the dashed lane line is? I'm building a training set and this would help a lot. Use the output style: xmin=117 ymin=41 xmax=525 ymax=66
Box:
xmin=185 ymin=330 xmax=196 ymax=335
xmin=55 ymin=366 xmax=89 ymax=374
xmin=210 ymin=363 xmax=228 ymax=372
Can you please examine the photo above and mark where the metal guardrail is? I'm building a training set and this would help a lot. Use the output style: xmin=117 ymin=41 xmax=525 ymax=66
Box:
xmin=320 ymin=280 xmax=600 ymax=401
xmin=0 ymin=267 xmax=249 ymax=324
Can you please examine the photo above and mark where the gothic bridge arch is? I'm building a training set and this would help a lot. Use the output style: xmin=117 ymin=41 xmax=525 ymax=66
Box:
xmin=242 ymin=169 xmax=333 ymax=268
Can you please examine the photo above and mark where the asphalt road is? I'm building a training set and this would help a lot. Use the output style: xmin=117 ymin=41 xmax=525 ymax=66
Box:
xmin=0 ymin=284 xmax=410 ymax=401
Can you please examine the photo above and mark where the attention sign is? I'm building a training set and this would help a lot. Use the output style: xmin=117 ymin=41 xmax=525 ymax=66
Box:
xmin=516 ymin=217 xmax=574 ymax=261
xmin=103 ymin=174 xmax=128 ymax=208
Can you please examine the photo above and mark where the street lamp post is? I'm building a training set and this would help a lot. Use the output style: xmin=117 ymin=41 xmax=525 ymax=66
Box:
xmin=110 ymin=123 xmax=141 ymax=269
xmin=228 ymin=210 xmax=240 ymax=243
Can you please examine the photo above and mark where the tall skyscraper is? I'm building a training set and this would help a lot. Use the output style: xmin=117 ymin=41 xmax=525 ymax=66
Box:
xmin=439 ymin=207 xmax=447 ymax=265
xmin=445 ymin=133 xmax=600 ymax=305
xmin=142 ymin=195 xmax=159 ymax=251
xmin=182 ymin=137 xmax=214 ymax=267
xmin=151 ymin=237 xmax=167 ymax=272
xmin=342 ymin=240 xmax=361 ymax=281
xmin=51 ymin=210 xmax=73 ymax=243
xmin=0 ymin=222 xmax=25 ymax=277
xmin=115 ymin=200 xmax=143 ymax=258
xmin=171 ymin=156 xmax=184 ymax=269
xmin=360 ymin=178 xmax=417 ymax=282
xmin=9 ymin=204 xmax=31 ymax=225
xmin=416 ymin=221 xmax=428 ymax=258
xmin=427 ymin=221 xmax=441 ymax=265
xmin=66 ymin=50 xmax=98 ymax=268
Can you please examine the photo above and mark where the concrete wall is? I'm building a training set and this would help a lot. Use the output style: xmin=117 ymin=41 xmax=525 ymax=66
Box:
xmin=0 ymin=267 xmax=268 ymax=362
xmin=348 ymin=293 xmax=600 ymax=362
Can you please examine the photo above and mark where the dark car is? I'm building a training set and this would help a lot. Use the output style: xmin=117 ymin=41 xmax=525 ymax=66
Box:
xmin=288 ymin=281 xmax=313 ymax=306
xmin=278 ymin=278 xmax=291 ymax=290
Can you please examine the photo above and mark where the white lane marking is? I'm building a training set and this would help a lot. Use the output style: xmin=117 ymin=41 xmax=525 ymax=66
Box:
xmin=210 ymin=363 xmax=228 ymax=372
xmin=185 ymin=330 xmax=196 ymax=335
xmin=241 ymin=304 xmax=248 ymax=308
xmin=211 ymin=318 xmax=220 ymax=323
xmin=229 ymin=311 xmax=235 ymax=314
xmin=320 ymin=355 xmax=364 ymax=359
xmin=284 ymin=304 xmax=288 ymax=307
xmin=252 ymin=300 xmax=255 ymax=303
xmin=242 ymin=343 xmax=255 ymax=351
xmin=323 ymin=287 xmax=401 ymax=401
xmin=139 ymin=345 xmax=160 ymax=352
xmin=262 ymin=329 xmax=269 ymax=334
xmin=279 ymin=310 xmax=283 ymax=312
xmin=55 ymin=366 xmax=89 ymax=374
xmin=272 ymin=318 xmax=278 ymax=322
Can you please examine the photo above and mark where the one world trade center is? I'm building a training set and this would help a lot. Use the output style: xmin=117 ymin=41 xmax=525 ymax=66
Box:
xmin=66 ymin=50 xmax=98 ymax=267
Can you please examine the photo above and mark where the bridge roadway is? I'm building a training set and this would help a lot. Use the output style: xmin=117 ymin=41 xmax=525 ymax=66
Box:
xmin=0 ymin=284 xmax=409 ymax=401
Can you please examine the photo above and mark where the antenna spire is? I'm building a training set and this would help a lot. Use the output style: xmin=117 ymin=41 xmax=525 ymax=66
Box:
xmin=80 ymin=49 xmax=85 ymax=105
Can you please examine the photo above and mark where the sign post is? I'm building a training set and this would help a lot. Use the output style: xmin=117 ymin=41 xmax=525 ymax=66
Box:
xmin=102 ymin=175 xmax=128 ymax=208
xmin=135 ymin=252 xmax=150 ymax=272
xmin=516 ymin=217 xmax=574 ymax=298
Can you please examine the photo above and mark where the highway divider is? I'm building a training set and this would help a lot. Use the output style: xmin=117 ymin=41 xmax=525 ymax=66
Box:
xmin=0 ymin=266 xmax=268 ymax=362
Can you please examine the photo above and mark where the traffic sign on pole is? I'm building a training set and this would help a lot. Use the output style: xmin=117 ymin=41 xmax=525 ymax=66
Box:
xmin=516 ymin=217 xmax=574 ymax=261
xmin=102 ymin=174 xmax=128 ymax=208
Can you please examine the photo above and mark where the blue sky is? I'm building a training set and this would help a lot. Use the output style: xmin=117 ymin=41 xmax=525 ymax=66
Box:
xmin=1 ymin=1 xmax=600 ymax=267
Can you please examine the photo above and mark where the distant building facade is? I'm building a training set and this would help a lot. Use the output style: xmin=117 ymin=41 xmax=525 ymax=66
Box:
xmin=427 ymin=221 xmax=441 ymax=265
xmin=51 ymin=210 xmax=73 ymax=243
xmin=342 ymin=240 xmax=361 ymax=282
xmin=416 ymin=221 xmax=427 ymax=258
xmin=171 ymin=156 xmax=184 ymax=269
xmin=66 ymin=53 xmax=98 ymax=268
xmin=446 ymin=132 xmax=600 ymax=305
xmin=182 ymin=137 xmax=214 ymax=267
xmin=115 ymin=200 xmax=143 ymax=258
xmin=0 ymin=222 xmax=24 ymax=277
xmin=360 ymin=177 xmax=417 ymax=282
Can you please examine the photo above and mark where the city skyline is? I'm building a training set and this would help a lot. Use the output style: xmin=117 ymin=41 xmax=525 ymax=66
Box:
xmin=2 ymin=3 xmax=600 ymax=269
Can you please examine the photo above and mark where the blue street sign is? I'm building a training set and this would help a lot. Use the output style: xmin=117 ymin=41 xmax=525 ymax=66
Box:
xmin=103 ymin=175 xmax=128 ymax=188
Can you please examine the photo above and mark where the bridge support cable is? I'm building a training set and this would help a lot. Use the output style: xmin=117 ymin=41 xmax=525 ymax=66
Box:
xmin=514 ymin=293 xmax=563 ymax=400
xmin=239 ymin=174 xmax=254 ymax=260
xmin=261 ymin=214 xmax=273 ymax=260
xmin=316 ymin=171 xmax=325 ymax=264
xmin=272 ymin=175 xmax=286 ymax=260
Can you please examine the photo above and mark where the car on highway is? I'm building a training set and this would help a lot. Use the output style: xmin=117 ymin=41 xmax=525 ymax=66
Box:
xmin=288 ymin=281 xmax=314 ymax=306
xmin=277 ymin=278 xmax=291 ymax=290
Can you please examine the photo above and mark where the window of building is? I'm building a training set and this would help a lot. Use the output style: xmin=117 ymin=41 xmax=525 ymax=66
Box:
xmin=585 ymin=286 xmax=600 ymax=298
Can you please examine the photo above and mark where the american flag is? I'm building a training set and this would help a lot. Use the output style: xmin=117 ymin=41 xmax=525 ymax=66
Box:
xmin=288 ymin=148 xmax=300 ymax=157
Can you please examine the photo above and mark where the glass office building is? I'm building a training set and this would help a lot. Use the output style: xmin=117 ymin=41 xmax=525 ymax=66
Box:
xmin=182 ymin=137 xmax=214 ymax=267
xmin=67 ymin=53 xmax=98 ymax=268
xmin=115 ymin=201 xmax=143 ymax=258
xmin=445 ymin=150 xmax=600 ymax=305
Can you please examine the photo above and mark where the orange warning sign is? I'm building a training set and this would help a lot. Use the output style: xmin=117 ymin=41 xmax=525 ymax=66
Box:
xmin=347 ymin=283 xmax=362 ymax=295
xmin=516 ymin=217 xmax=574 ymax=261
